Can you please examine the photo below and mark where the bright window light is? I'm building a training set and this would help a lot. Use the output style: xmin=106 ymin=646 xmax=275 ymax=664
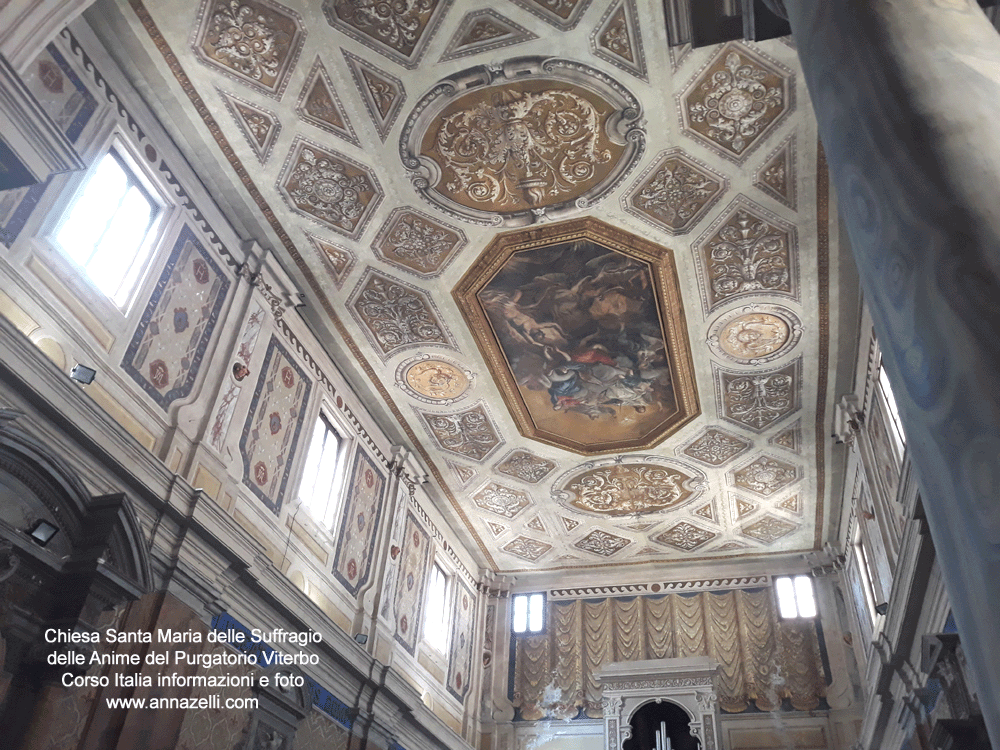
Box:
xmin=775 ymin=575 xmax=817 ymax=619
xmin=53 ymin=149 xmax=160 ymax=307
xmin=297 ymin=414 xmax=341 ymax=525
xmin=877 ymin=362 xmax=906 ymax=449
xmin=423 ymin=564 xmax=449 ymax=652
xmin=512 ymin=593 xmax=545 ymax=634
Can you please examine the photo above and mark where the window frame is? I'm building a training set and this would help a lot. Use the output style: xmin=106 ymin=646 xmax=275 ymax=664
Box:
xmin=296 ymin=409 xmax=349 ymax=529
xmin=44 ymin=133 xmax=171 ymax=314
xmin=875 ymin=360 xmax=906 ymax=459
xmin=421 ymin=560 xmax=452 ymax=655
xmin=511 ymin=592 xmax=546 ymax=635
xmin=773 ymin=574 xmax=818 ymax=620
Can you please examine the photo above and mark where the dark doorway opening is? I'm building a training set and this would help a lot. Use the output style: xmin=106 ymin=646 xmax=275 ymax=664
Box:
xmin=622 ymin=700 xmax=700 ymax=750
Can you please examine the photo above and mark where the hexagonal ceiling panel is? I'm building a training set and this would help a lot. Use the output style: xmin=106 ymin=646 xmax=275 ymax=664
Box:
xmin=454 ymin=218 xmax=699 ymax=454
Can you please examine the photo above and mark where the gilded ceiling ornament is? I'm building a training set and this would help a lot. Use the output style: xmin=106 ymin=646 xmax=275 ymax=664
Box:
xmin=769 ymin=420 xmax=802 ymax=453
xmin=681 ymin=427 xmax=751 ymax=466
xmin=372 ymin=207 xmax=466 ymax=276
xmin=777 ymin=493 xmax=801 ymax=515
xmin=680 ymin=43 xmax=792 ymax=163
xmin=495 ymin=450 xmax=557 ymax=484
xmin=708 ymin=304 xmax=802 ymax=364
xmin=755 ymin=135 xmax=796 ymax=210
xmin=218 ymin=89 xmax=281 ymax=164
xmin=322 ymin=0 xmax=450 ymax=68
xmin=343 ymin=51 xmax=406 ymax=142
xmin=306 ymin=232 xmax=355 ymax=289
xmin=401 ymin=59 xmax=644 ymax=226
xmin=278 ymin=138 xmax=382 ymax=238
xmin=599 ymin=7 xmax=632 ymax=61
xmin=472 ymin=481 xmax=531 ymax=518
xmin=740 ymin=513 xmax=797 ymax=544
xmin=590 ymin=0 xmax=646 ymax=81
xmin=296 ymin=57 xmax=357 ymax=145
xmin=698 ymin=203 xmax=796 ymax=312
xmin=721 ymin=313 xmax=789 ymax=358
xmin=716 ymin=360 xmax=800 ymax=432
xmin=575 ymin=529 xmax=631 ymax=557
xmin=193 ymin=0 xmax=304 ymax=98
xmin=398 ymin=355 xmax=472 ymax=403
xmin=439 ymin=10 xmax=537 ymax=62
xmin=419 ymin=403 xmax=503 ymax=462
xmin=731 ymin=454 xmax=800 ymax=496
xmin=653 ymin=521 xmax=717 ymax=551
xmin=434 ymin=88 xmax=612 ymax=211
xmin=502 ymin=535 xmax=552 ymax=561
xmin=349 ymin=270 xmax=453 ymax=358
xmin=624 ymin=149 xmax=727 ymax=235
xmin=445 ymin=459 xmax=478 ymax=487
xmin=553 ymin=459 xmax=704 ymax=516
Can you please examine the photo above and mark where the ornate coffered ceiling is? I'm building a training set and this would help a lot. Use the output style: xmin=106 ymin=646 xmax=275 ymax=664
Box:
xmin=109 ymin=0 xmax=843 ymax=581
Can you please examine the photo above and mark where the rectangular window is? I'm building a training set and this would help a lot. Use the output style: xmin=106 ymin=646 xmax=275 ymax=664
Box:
xmin=423 ymin=563 xmax=449 ymax=653
xmin=512 ymin=592 xmax=545 ymax=634
xmin=52 ymin=147 xmax=161 ymax=308
xmin=298 ymin=414 xmax=341 ymax=525
xmin=877 ymin=362 xmax=906 ymax=452
xmin=774 ymin=575 xmax=817 ymax=619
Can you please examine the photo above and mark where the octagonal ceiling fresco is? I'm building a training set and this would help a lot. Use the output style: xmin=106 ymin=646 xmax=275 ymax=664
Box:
xmin=113 ymin=0 xmax=840 ymax=581
xmin=454 ymin=218 xmax=699 ymax=454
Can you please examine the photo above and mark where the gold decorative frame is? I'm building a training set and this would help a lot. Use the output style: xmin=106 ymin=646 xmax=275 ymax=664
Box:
xmin=454 ymin=217 xmax=699 ymax=455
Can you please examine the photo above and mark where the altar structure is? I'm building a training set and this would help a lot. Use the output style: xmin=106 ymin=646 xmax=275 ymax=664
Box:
xmin=597 ymin=658 xmax=720 ymax=750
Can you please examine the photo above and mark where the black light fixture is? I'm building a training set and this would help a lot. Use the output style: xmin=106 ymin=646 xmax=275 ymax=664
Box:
xmin=27 ymin=519 xmax=59 ymax=546
xmin=354 ymin=633 xmax=368 ymax=645
xmin=875 ymin=602 xmax=889 ymax=616
xmin=70 ymin=364 xmax=97 ymax=384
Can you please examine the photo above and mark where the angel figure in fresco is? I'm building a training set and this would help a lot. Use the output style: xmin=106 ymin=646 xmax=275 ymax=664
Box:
xmin=479 ymin=240 xmax=676 ymax=421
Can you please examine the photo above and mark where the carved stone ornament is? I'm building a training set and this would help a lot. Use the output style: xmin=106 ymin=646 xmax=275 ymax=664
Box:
xmin=400 ymin=58 xmax=644 ymax=226
xmin=707 ymin=304 xmax=802 ymax=364
xmin=552 ymin=455 xmax=705 ymax=516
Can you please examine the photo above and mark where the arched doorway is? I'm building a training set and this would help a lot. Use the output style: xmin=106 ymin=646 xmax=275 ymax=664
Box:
xmin=624 ymin=700 xmax=700 ymax=750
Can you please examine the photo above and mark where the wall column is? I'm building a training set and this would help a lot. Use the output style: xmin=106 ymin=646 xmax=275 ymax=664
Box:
xmin=772 ymin=0 xmax=1000 ymax=744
